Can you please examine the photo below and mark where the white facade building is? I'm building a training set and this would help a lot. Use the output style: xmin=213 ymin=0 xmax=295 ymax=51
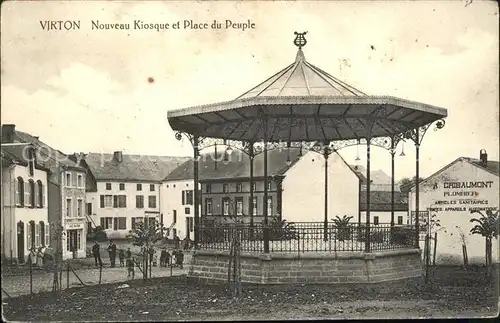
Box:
xmin=75 ymin=151 xmax=190 ymax=240
xmin=409 ymin=151 xmax=499 ymax=265
xmin=281 ymin=151 xmax=360 ymax=223
xmin=1 ymin=143 xmax=50 ymax=263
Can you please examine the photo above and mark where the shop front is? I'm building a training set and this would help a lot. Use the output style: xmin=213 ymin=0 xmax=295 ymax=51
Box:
xmin=409 ymin=151 xmax=499 ymax=265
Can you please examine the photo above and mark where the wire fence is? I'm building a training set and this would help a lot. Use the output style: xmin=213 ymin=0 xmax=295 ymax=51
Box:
xmin=1 ymin=250 xmax=190 ymax=300
xmin=199 ymin=222 xmax=417 ymax=253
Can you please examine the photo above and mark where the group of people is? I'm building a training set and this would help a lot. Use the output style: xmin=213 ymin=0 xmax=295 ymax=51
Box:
xmin=159 ymin=248 xmax=185 ymax=269
xmin=91 ymin=241 xmax=185 ymax=275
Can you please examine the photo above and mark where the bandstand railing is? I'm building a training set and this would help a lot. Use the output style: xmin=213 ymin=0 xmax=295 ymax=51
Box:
xmin=198 ymin=222 xmax=416 ymax=253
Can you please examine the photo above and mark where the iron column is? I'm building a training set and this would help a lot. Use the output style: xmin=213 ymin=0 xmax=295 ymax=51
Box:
xmin=415 ymin=129 xmax=420 ymax=248
xmin=263 ymin=117 xmax=270 ymax=253
xmin=390 ymin=138 xmax=396 ymax=229
xmin=193 ymin=136 xmax=200 ymax=248
xmin=323 ymin=148 xmax=329 ymax=242
xmin=365 ymin=139 xmax=371 ymax=253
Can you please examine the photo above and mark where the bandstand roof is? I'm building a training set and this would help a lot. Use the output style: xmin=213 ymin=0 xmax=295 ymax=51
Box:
xmin=167 ymin=34 xmax=447 ymax=142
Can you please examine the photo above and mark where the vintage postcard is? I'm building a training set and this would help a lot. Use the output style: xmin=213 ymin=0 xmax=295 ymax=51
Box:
xmin=1 ymin=0 xmax=498 ymax=321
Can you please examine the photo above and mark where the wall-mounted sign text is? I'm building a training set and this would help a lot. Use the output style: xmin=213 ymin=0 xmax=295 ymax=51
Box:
xmin=443 ymin=181 xmax=494 ymax=189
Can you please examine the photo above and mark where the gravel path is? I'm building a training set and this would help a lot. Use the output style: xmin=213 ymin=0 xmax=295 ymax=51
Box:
xmin=1 ymin=264 xmax=189 ymax=299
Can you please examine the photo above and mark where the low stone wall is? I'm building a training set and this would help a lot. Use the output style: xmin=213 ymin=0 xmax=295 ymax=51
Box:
xmin=189 ymin=249 xmax=423 ymax=285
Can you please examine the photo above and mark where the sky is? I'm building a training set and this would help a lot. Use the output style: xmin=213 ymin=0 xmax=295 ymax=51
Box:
xmin=1 ymin=0 xmax=498 ymax=181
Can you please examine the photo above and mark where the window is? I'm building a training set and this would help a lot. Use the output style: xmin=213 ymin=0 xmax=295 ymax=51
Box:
xmin=397 ymin=216 xmax=403 ymax=225
xmin=28 ymin=221 xmax=35 ymax=249
xmin=173 ymin=210 xmax=177 ymax=224
xmin=267 ymin=197 xmax=273 ymax=216
xmin=185 ymin=207 xmax=191 ymax=214
xmin=223 ymin=198 xmax=230 ymax=215
xmin=131 ymin=217 xmax=144 ymax=229
xmin=182 ymin=190 xmax=194 ymax=205
xmin=136 ymin=195 xmax=144 ymax=208
xmin=39 ymin=221 xmax=45 ymax=246
xmin=252 ymin=197 xmax=257 ymax=215
xmin=16 ymin=177 xmax=24 ymax=206
xmin=223 ymin=184 xmax=229 ymax=193
xmin=137 ymin=183 xmax=142 ymax=191
xmin=77 ymin=230 xmax=82 ymax=250
xmin=236 ymin=197 xmax=243 ymax=215
xmin=205 ymin=198 xmax=213 ymax=215
xmin=148 ymin=195 xmax=157 ymax=208
xmin=236 ymin=183 xmax=242 ymax=192
xmin=119 ymin=183 xmax=125 ymax=190
xmin=252 ymin=183 xmax=256 ymax=192
xmin=66 ymin=198 xmax=72 ymax=217
xmin=267 ymin=181 xmax=272 ymax=191
xmin=77 ymin=199 xmax=83 ymax=217
xmin=100 ymin=217 xmax=113 ymax=229
xmin=77 ymin=174 xmax=83 ymax=188
xmin=26 ymin=180 xmax=34 ymax=207
xmin=205 ymin=184 xmax=211 ymax=193
xmin=65 ymin=172 xmax=71 ymax=186
xmin=86 ymin=203 xmax=92 ymax=215
xmin=150 ymin=184 xmax=155 ymax=191
xmin=105 ymin=183 xmax=112 ymax=190
xmin=35 ymin=222 xmax=40 ymax=246
xmin=114 ymin=217 xmax=127 ymax=230
xmin=187 ymin=217 xmax=194 ymax=232
xmin=374 ymin=216 xmax=379 ymax=226
xmin=36 ymin=180 xmax=43 ymax=207
xmin=100 ymin=195 xmax=113 ymax=208
xmin=113 ymin=195 xmax=127 ymax=208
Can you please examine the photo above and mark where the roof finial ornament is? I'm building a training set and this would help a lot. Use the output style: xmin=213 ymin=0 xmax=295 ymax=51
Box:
xmin=293 ymin=31 xmax=307 ymax=49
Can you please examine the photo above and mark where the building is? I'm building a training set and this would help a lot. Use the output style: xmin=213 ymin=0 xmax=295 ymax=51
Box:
xmin=163 ymin=149 xmax=364 ymax=232
xmin=161 ymin=161 xmax=198 ymax=241
xmin=1 ymin=124 xmax=88 ymax=260
xmin=72 ymin=151 xmax=189 ymax=240
xmin=1 ymin=143 xmax=50 ymax=263
xmin=409 ymin=150 xmax=499 ymax=265
xmin=352 ymin=165 xmax=409 ymax=225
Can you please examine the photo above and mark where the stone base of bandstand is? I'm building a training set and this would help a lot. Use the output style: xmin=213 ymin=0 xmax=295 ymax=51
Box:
xmin=188 ymin=248 xmax=423 ymax=285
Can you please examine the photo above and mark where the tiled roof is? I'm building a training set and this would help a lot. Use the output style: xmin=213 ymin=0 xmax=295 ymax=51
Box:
xmin=1 ymin=144 xmax=51 ymax=172
xmin=12 ymin=131 xmax=82 ymax=172
xmin=467 ymin=158 xmax=499 ymax=177
xmin=359 ymin=190 xmax=408 ymax=212
xmin=350 ymin=165 xmax=392 ymax=185
xmin=164 ymin=148 xmax=304 ymax=182
xmin=83 ymin=153 xmax=190 ymax=182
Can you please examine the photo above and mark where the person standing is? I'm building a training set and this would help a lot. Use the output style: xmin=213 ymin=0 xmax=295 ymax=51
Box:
xmin=107 ymin=240 xmax=117 ymax=268
xmin=92 ymin=241 xmax=103 ymax=267
xmin=118 ymin=249 xmax=125 ymax=267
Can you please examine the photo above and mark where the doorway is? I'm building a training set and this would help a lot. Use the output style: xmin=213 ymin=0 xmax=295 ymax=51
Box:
xmin=67 ymin=229 xmax=79 ymax=253
xmin=17 ymin=221 xmax=24 ymax=263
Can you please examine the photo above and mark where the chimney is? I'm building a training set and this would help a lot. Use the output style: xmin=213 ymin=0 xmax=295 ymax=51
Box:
xmin=1 ymin=124 xmax=15 ymax=143
xmin=113 ymin=151 xmax=123 ymax=163
xmin=479 ymin=149 xmax=488 ymax=166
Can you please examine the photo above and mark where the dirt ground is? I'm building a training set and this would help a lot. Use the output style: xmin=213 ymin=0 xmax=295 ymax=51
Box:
xmin=2 ymin=266 xmax=498 ymax=321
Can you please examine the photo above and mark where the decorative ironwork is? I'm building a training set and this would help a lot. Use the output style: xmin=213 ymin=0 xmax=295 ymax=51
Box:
xmin=293 ymin=31 xmax=307 ymax=49
xmin=403 ymin=119 xmax=446 ymax=146
xmin=198 ymin=222 xmax=416 ymax=253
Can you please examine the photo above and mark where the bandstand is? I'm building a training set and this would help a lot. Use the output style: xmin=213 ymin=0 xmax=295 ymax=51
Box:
xmin=167 ymin=32 xmax=447 ymax=284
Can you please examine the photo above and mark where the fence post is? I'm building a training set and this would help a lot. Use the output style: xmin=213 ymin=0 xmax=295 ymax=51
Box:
xmin=99 ymin=264 xmax=102 ymax=284
xmin=66 ymin=262 xmax=70 ymax=289
xmin=29 ymin=253 xmax=33 ymax=297
xmin=433 ymin=232 xmax=437 ymax=266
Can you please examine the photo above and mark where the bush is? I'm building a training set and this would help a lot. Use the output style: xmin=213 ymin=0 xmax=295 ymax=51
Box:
xmin=332 ymin=215 xmax=354 ymax=241
xmin=87 ymin=225 xmax=108 ymax=242
xmin=370 ymin=230 xmax=384 ymax=243
xmin=391 ymin=227 xmax=414 ymax=245
xmin=268 ymin=219 xmax=297 ymax=241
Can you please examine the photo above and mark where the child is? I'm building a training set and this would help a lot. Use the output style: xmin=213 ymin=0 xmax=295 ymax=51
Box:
xmin=118 ymin=249 xmax=125 ymax=267
xmin=127 ymin=256 xmax=135 ymax=279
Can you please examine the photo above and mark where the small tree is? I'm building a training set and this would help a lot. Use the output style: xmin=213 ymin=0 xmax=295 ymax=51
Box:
xmin=399 ymin=176 xmax=425 ymax=194
xmin=86 ymin=225 xmax=108 ymax=242
xmin=127 ymin=220 xmax=165 ymax=279
xmin=49 ymin=220 xmax=65 ymax=296
xmin=469 ymin=209 xmax=499 ymax=268
xmin=332 ymin=215 xmax=353 ymax=241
